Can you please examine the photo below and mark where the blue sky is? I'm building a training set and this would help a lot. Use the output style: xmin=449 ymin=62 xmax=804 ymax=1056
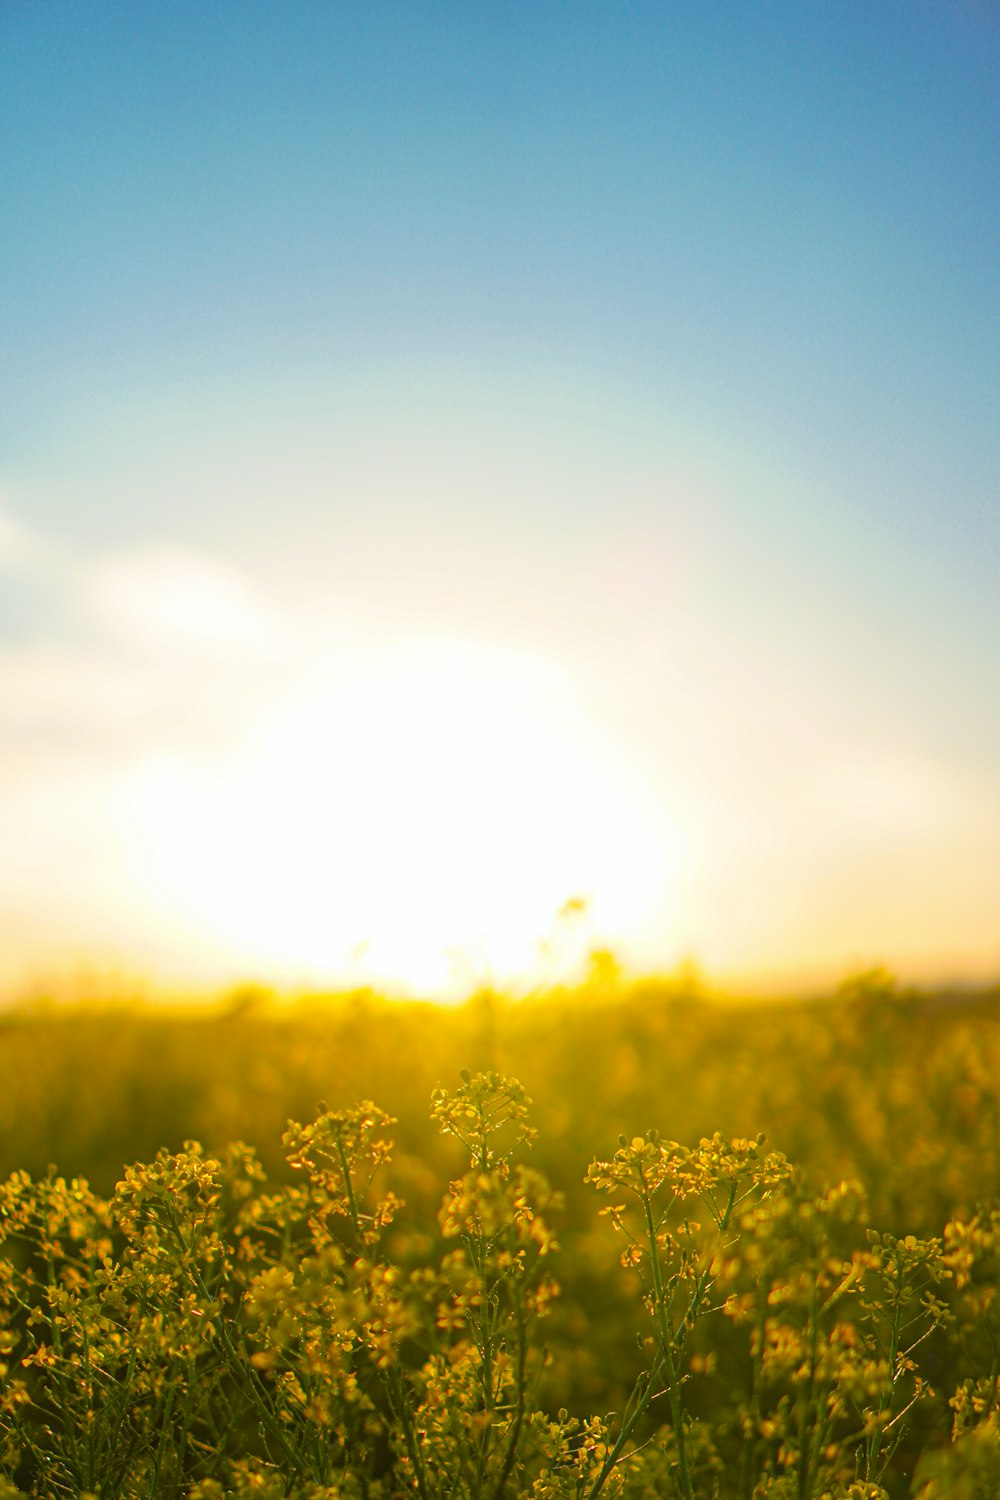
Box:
xmin=2 ymin=2 xmax=998 ymax=996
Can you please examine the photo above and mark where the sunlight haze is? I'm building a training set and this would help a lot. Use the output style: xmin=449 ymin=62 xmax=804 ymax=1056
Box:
xmin=2 ymin=3 xmax=998 ymax=998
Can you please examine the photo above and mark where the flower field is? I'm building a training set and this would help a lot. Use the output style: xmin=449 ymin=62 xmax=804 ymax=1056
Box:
xmin=0 ymin=973 xmax=997 ymax=1498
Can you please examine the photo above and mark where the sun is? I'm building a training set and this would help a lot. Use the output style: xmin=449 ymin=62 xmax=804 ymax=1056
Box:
xmin=126 ymin=639 xmax=676 ymax=996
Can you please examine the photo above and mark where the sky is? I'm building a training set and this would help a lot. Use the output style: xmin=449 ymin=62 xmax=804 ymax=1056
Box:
xmin=2 ymin=1 xmax=999 ymax=1000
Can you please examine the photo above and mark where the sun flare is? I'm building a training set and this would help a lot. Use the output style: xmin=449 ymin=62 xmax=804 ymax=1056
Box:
xmin=126 ymin=640 xmax=675 ymax=996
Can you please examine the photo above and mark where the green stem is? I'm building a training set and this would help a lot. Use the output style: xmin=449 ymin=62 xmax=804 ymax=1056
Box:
xmin=166 ymin=1210 xmax=306 ymax=1482
xmin=796 ymin=1279 xmax=819 ymax=1500
xmin=867 ymin=1287 xmax=904 ymax=1483
xmin=335 ymin=1132 xmax=363 ymax=1242
xmin=584 ymin=1356 xmax=668 ymax=1500
xmin=385 ymin=1363 xmax=434 ymax=1500
xmin=740 ymin=1278 xmax=769 ymax=1500
xmin=489 ymin=1292 xmax=529 ymax=1500
xmin=639 ymin=1174 xmax=693 ymax=1500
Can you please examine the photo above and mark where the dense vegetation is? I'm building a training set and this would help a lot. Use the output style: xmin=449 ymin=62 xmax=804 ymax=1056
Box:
xmin=0 ymin=972 xmax=997 ymax=1498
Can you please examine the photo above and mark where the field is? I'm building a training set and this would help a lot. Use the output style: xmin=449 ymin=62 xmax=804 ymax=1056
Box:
xmin=0 ymin=971 xmax=997 ymax=1499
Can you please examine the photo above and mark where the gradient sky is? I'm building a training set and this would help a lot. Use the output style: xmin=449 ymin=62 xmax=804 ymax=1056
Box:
xmin=2 ymin=2 xmax=999 ymax=999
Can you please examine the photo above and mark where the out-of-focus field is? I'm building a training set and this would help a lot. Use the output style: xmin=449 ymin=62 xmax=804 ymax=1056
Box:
xmin=1 ymin=970 xmax=998 ymax=1496
xmin=3 ymin=975 xmax=997 ymax=1348
xmin=2 ymin=970 xmax=996 ymax=1229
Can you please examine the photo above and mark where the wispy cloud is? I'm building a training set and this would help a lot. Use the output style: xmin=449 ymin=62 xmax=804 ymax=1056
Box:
xmin=0 ymin=503 xmax=310 ymax=988
xmin=0 ymin=503 xmax=294 ymax=747
xmin=0 ymin=508 xmax=34 ymax=568
xmin=83 ymin=545 xmax=284 ymax=658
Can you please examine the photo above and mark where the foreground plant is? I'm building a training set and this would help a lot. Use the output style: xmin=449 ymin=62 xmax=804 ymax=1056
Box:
xmin=584 ymin=1130 xmax=793 ymax=1499
xmin=0 ymin=1072 xmax=996 ymax=1499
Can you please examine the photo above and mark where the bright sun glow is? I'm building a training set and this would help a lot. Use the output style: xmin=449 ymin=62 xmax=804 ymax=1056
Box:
xmin=125 ymin=640 xmax=677 ymax=997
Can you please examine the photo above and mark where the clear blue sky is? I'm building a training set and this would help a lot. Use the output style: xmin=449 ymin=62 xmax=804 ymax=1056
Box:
xmin=2 ymin=2 xmax=998 ymax=996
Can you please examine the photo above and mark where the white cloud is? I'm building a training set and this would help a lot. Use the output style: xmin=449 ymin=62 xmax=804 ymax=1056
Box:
xmin=0 ymin=644 xmax=153 ymax=737
xmin=0 ymin=514 xmax=306 ymax=992
xmin=83 ymin=545 xmax=283 ymax=657
xmin=0 ymin=511 xmax=22 ymax=566
xmin=800 ymin=752 xmax=976 ymax=842
xmin=0 ymin=504 xmax=296 ymax=769
xmin=0 ymin=505 xmax=53 ymax=574
xmin=1 ymin=497 xmax=284 ymax=657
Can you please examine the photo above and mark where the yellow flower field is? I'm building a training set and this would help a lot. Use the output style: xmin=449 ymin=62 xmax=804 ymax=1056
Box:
xmin=0 ymin=973 xmax=996 ymax=1497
